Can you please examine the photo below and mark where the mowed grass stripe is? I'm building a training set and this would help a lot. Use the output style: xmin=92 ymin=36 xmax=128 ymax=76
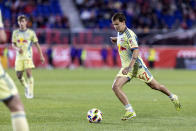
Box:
xmin=0 ymin=68 xmax=195 ymax=131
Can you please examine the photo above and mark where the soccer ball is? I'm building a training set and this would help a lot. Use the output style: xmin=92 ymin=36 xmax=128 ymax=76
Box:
xmin=87 ymin=108 xmax=103 ymax=123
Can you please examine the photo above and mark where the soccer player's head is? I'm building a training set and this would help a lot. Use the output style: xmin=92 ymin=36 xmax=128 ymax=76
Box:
xmin=112 ymin=12 xmax=126 ymax=32
xmin=17 ymin=15 xmax=28 ymax=29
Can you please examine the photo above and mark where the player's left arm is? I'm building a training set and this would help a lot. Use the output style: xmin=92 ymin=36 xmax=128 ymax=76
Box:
xmin=122 ymin=35 xmax=139 ymax=75
xmin=32 ymin=31 xmax=45 ymax=63
xmin=128 ymin=48 xmax=139 ymax=68
xmin=34 ymin=42 xmax=45 ymax=64
xmin=122 ymin=48 xmax=139 ymax=75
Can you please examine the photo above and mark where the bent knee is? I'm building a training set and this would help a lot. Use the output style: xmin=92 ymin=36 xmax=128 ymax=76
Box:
xmin=6 ymin=102 xmax=24 ymax=112
xmin=112 ymin=84 xmax=120 ymax=91
xmin=26 ymin=71 xmax=32 ymax=78
xmin=17 ymin=73 xmax=22 ymax=79
xmin=11 ymin=104 xmax=24 ymax=112
xmin=26 ymin=73 xmax=31 ymax=78
xmin=112 ymin=83 xmax=124 ymax=92
xmin=5 ymin=96 xmax=24 ymax=112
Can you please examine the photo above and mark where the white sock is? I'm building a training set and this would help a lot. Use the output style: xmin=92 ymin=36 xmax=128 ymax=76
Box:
xmin=125 ymin=104 xmax=134 ymax=112
xmin=169 ymin=94 xmax=174 ymax=99
xmin=11 ymin=111 xmax=29 ymax=131
xmin=27 ymin=77 xmax=34 ymax=95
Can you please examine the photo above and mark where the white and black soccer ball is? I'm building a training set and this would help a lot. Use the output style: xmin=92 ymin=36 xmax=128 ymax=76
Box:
xmin=87 ymin=108 xmax=103 ymax=123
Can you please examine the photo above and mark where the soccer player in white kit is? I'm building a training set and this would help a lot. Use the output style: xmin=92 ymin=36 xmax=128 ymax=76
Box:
xmin=0 ymin=10 xmax=29 ymax=131
xmin=110 ymin=12 xmax=181 ymax=120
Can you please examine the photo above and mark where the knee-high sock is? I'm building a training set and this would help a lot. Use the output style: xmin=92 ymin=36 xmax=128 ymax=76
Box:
xmin=27 ymin=77 xmax=34 ymax=95
xmin=21 ymin=76 xmax=28 ymax=88
xmin=11 ymin=111 xmax=29 ymax=131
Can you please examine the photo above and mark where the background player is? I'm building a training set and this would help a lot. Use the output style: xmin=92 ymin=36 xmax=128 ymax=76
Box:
xmin=12 ymin=15 xmax=45 ymax=99
xmin=0 ymin=10 xmax=29 ymax=131
xmin=110 ymin=12 xmax=181 ymax=121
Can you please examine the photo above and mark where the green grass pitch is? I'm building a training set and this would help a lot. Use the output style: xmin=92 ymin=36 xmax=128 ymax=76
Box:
xmin=0 ymin=68 xmax=196 ymax=131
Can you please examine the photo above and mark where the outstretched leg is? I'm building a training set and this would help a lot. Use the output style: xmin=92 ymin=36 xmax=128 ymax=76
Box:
xmin=146 ymin=78 xmax=181 ymax=111
xmin=146 ymin=78 xmax=171 ymax=96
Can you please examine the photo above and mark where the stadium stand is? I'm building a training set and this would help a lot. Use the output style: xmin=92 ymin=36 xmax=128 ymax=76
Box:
xmin=0 ymin=0 xmax=70 ymax=29
xmin=74 ymin=0 xmax=196 ymax=30
xmin=0 ymin=0 xmax=196 ymax=45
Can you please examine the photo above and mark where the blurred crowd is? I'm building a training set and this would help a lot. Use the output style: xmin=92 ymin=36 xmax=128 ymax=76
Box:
xmin=1 ymin=0 xmax=195 ymax=31
xmin=74 ymin=0 xmax=196 ymax=31
xmin=0 ymin=0 xmax=70 ymax=29
xmin=0 ymin=0 xmax=195 ymax=46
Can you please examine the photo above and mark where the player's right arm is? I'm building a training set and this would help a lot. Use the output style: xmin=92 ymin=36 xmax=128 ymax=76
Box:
xmin=0 ymin=30 xmax=6 ymax=43
xmin=11 ymin=31 xmax=23 ymax=54
xmin=110 ymin=37 xmax=117 ymax=44
xmin=0 ymin=10 xmax=7 ymax=43
xmin=31 ymin=30 xmax=45 ymax=63
xmin=12 ymin=42 xmax=23 ymax=54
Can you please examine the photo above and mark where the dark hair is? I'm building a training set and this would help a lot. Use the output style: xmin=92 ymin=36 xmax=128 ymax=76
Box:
xmin=112 ymin=12 xmax=126 ymax=22
xmin=17 ymin=15 xmax=27 ymax=21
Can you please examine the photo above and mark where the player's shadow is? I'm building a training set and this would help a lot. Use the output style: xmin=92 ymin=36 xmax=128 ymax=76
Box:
xmin=101 ymin=120 xmax=151 ymax=125
xmin=90 ymin=122 xmax=120 ymax=125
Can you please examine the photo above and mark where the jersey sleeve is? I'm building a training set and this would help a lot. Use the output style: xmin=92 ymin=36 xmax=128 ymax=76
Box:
xmin=12 ymin=31 xmax=17 ymax=43
xmin=127 ymin=35 xmax=138 ymax=49
xmin=31 ymin=31 xmax=38 ymax=43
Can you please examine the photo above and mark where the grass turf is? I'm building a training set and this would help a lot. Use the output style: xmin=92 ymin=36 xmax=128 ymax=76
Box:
xmin=0 ymin=68 xmax=196 ymax=131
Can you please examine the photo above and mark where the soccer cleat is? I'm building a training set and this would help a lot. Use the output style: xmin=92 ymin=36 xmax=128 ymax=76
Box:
xmin=25 ymin=86 xmax=29 ymax=97
xmin=26 ymin=94 xmax=33 ymax=99
xmin=25 ymin=86 xmax=33 ymax=99
xmin=171 ymin=95 xmax=181 ymax=111
xmin=121 ymin=111 xmax=136 ymax=121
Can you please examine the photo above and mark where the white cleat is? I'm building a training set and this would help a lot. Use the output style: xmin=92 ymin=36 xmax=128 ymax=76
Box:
xmin=25 ymin=86 xmax=34 ymax=99
xmin=26 ymin=94 xmax=34 ymax=99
